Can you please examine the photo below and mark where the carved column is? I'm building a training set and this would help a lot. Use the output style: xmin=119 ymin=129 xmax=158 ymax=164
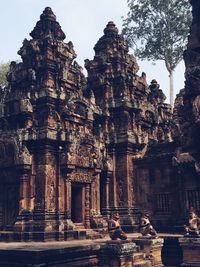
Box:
xmin=29 ymin=174 xmax=35 ymax=211
xmin=101 ymin=172 xmax=111 ymax=215
xmin=61 ymin=165 xmax=75 ymax=231
xmin=19 ymin=173 xmax=30 ymax=212
xmin=64 ymin=175 xmax=72 ymax=220
xmin=16 ymin=166 xmax=31 ymax=213
xmin=34 ymin=149 xmax=46 ymax=213
xmin=115 ymin=151 xmax=135 ymax=208
xmin=14 ymin=166 xmax=31 ymax=232
xmin=113 ymin=153 xmax=117 ymax=207
xmin=105 ymin=177 xmax=110 ymax=209
xmin=85 ymin=183 xmax=90 ymax=228
xmin=91 ymin=178 xmax=96 ymax=211
xmin=92 ymin=170 xmax=101 ymax=213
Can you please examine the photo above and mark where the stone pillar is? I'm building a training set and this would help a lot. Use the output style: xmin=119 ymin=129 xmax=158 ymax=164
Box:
xmin=65 ymin=175 xmax=72 ymax=219
xmin=179 ymin=237 xmax=200 ymax=266
xmin=99 ymin=240 xmax=136 ymax=267
xmin=18 ymin=167 xmax=32 ymax=213
xmin=101 ymin=172 xmax=112 ymax=216
xmin=31 ymin=146 xmax=59 ymax=236
xmin=95 ymin=171 xmax=101 ymax=213
xmin=116 ymin=152 xmax=134 ymax=208
xmin=14 ymin=166 xmax=31 ymax=232
xmin=85 ymin=183 xmax=90 ymax=228
xmin=34 ymin=150 xmax=46 ymax=213
xmin=91 ymin=178 xmax=96 ymax=211
xmin=90 ymin=169 xmax=100 ymax=215
xmin=112 ymin=153 xmax=117 ymax=208
xmin=115 ymin=149 xmax=139 ymax=231
xmin=19 ymin=173 xmax=30 ymax=212
xmin=133 ymin=238 xmax=164 ymax=267
xmin=29 ymin=174 xmax=35 ymax=211
xmin=63 ymin=173 xmax=75 ymax=230
xmin=105 ymin=176 xmax=110 ymax=211
xmin=91 ymin=170 xmax=101 ymax=213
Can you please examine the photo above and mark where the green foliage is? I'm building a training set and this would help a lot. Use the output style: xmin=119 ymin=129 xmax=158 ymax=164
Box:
xmin=122 ymin=0 xmax=192 ymax=73
xmin=0 ymin=62 xmax=10 ymax=88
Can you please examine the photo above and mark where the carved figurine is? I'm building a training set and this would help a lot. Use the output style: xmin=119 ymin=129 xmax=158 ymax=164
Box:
xmin=108 ymin=213 xmax=127 ymax=240
xmin=184 ymin=210 xmax=200 ymax=236
xmin=140 ymin=212 xmax=158 ymax=238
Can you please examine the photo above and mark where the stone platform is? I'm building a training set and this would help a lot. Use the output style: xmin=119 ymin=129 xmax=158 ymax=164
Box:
xmin=0 ymin=233 xmax=165 ymax=267
xmin=0 ymin=229 xmax=87 ymax=242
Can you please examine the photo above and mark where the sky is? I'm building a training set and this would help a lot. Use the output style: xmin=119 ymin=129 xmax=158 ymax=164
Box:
xmin=0 ymin=0 xmax=186 ymax=103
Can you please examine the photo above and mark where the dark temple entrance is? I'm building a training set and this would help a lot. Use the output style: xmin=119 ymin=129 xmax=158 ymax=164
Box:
xmin=71 ymin=183 xmax=85 ymax=224
xmin=0 ymin=178 xmax=19 ymax=231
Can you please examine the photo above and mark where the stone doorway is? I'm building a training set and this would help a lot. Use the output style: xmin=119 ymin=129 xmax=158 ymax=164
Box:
xmin=71 ymin=183 xmax=85 ymax=224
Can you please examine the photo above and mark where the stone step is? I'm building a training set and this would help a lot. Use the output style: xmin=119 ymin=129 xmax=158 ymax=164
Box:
xmin=0 ymin=230 xmax=87 ymax=241
xmin=134 ymin=244 xmax=142 ymax=253
xmin=133 ymin=252 xmax=146 ymax=261
xmin=75 ymin=223 xmax=85 ymax=229
xmin=65 ymin=230 xmax=87 ymax=240
xmin=133 ymin=260 xmax=151 ymax=267
xmin=86 ymin=229 xmax=104 ymax=239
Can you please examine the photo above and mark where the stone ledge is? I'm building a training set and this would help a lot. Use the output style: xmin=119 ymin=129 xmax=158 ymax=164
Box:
xmin=179 ymin=237 xmax=200 ymax=247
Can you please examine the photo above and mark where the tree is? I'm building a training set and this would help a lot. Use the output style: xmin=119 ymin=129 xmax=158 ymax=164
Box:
xmin=0 ymin=62 xmax=10 ymax=89
xmin=122 ymin=0 xmax=192 ymax=106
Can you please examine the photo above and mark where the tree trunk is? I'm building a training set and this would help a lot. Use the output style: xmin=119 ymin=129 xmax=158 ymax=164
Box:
xmin=169 ymin=70 xmax=174 ymax=107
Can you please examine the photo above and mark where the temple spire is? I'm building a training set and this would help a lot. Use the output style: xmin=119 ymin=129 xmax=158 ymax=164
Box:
xmin=30 ymin=7 xmax=66 ymax=41
xmin=103 ymin=21 xmax=119 ymax=35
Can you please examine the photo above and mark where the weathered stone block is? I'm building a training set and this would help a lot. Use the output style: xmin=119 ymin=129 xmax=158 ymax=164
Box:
xmin=179 ymin=237 xmax=200 ymax=266
xmin=99 ymin=240 xmax=136 ymax=267
xmin=133 ymin=237 xmax=164 ymax=266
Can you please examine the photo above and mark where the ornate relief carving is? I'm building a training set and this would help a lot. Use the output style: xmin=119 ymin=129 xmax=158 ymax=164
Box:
xmin=48 ymin=182 xmax=56 ymax=212
xmin=117 ymin=179 xmax=124 ymax=207
xmin=17 ymin=144 xmax=32 ymax=165
xmin=71 ymin=169 xmax=92 ymax=183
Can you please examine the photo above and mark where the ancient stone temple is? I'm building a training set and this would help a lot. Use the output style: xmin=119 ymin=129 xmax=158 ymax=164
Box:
xmin=134 ymin=0 xmax=200 ymax=230
xmin=174 ymin=0 xmax=200 ymax=221
xmin=0 ymin=0 xmax=200 ymax=243
xmin=85 ymin=22 xmax=172 ymax=230
xmin=0 ymin=7 xmax=170 ymax=240
xmin=0 ymin=7 xmax=105 ymax=240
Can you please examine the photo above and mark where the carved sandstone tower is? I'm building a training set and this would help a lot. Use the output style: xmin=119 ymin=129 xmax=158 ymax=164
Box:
xmin=168 ymin=0 xmax=200 ymax=222
xmin=0 ymin=7 xmax=103 ymax=240
xmin=85 ymin=22 xmax=172 ymax=230
xmin=0 ymin=8 xmax=173 ymax=239
xmin=180 ymin=0 xmax=200 ymax=152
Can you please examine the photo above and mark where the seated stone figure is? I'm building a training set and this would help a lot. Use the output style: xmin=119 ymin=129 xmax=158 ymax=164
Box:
xmin=140 ymin=212 xmax=158 ymax=238
xmin=184 ymin=210 xmax=200 ymax=236
xmin=108 ymin=213 xmax=127 ymax=240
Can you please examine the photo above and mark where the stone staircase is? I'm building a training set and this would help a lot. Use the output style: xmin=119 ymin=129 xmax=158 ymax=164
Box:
xmin=132 ymin=244 xmax=151 ymax=267
xmin=133 ymin=251 xmax=151 ymax=267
